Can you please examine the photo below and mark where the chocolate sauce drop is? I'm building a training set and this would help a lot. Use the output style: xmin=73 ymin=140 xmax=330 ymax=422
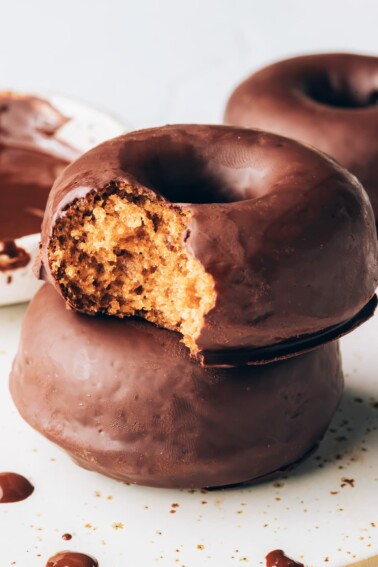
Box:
xmin=62 ymin=533 xmax=73 ymax=541
xmin=0 ymin=472 xmax=34 ymax=503
xmin=46 ymin=551 xmax=98 ymax=567
xmin=266 ymin=549 xmax=304 ymax=567
xmin=0 ymin=239 xmax=30 ymax=271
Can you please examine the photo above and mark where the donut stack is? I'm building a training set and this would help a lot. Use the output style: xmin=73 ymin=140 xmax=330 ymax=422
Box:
xmin=10 ymin=124 xmax=378 ymax=488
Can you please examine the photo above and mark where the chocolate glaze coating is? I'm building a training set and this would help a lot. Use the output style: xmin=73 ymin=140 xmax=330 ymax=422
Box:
xmin=37 ymin=125 xmax=378 ymax=363
xmin=202 ymin=295 xmax=376 ymax=367
xmin=224 ymin=53 xmax=378 ymax=220
xmin=10 ymin=284 xmax=344 ymax=489
xmin=0 ymin=93 xmax=78 ymax=242
xmin=0 ymin=93 xmax=77 ymax=160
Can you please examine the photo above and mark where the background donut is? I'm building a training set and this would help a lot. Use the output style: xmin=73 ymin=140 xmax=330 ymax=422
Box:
xmin=224 ymin=53 xmax=378 ymax=221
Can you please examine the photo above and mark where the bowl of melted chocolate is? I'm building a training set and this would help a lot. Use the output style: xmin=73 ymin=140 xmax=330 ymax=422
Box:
xmin=0 ymin=91 xmax=126 ymax=306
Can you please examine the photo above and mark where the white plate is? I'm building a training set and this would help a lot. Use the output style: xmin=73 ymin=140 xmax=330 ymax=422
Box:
xmin=0 ymin=92 xmax=127 ymax=307
xmin=0 ymin=301 xmax=377 ymax=567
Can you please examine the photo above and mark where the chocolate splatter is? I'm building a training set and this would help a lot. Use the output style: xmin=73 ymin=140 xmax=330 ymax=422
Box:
xmin=341 ymin=477 xmax=355 ymax=488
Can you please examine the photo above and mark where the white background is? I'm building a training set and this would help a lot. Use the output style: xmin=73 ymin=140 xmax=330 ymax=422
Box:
xmin=1 ymin=0 xmax=378 ymax=130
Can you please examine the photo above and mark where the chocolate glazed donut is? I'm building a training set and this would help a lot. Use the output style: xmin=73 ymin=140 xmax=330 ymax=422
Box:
xmin=37 ymin=125 xmax=378 ymax=365
xmin=10 ymin=284 xmax=344 ymax=489
xmin=224 ymin=53 xmax=378 ymax=221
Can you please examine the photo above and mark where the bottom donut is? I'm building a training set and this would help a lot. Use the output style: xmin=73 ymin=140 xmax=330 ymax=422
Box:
xmin=10 ymin=284 xmax=344 ymax=489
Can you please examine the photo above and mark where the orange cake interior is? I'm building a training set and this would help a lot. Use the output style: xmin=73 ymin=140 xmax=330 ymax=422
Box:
xmin=48 ymin=183 xmax=216 ymax=353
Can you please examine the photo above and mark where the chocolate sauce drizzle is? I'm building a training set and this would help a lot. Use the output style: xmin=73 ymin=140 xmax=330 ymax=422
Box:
xmin=0 ymin=472 xmax=34 ymax=503
xmin=46 ymin=551 xmax=98 ymax=567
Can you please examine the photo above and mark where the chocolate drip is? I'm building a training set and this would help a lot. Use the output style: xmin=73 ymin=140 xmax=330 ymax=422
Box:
xmin=0 ymin=472 xmax=34 ymax=503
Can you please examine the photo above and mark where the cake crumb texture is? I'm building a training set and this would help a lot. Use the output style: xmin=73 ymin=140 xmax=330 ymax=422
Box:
xmin=49 ymin=183 xmax=216 ymax=352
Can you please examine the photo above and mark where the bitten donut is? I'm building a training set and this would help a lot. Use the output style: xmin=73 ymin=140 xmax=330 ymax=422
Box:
xmin=37 ymin=125 xmax=378 ymax=365
xmin=10 ymin=284 xmax=344 ymax=489
xmin=224 ymin=53 xmax=378 ymax=220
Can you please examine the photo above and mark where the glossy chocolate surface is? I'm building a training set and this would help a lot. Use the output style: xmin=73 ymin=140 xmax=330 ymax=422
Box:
xmin=225 ymin=53 xmax=378 ymax=220
xmin=202 ymin=295 xmax=377 ymax=366
xmin=10 ymin=284 xmax=344 ymax=489
xmin=0 ymin=93 xmax=78 ymax=242
xmin=0 ymin=472 xmax=34 ymax=503
xmin=37 ymin=125 xmax=378 ymax=363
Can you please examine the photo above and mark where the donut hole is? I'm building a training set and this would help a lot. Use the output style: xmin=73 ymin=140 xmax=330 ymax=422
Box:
xmin=118 ymin=135 xmax=247 ymax=204
xmin=48 ymin=183 xmax=216 ymax=354
xmin=305 ymin=76 xmax=378 ymax=109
